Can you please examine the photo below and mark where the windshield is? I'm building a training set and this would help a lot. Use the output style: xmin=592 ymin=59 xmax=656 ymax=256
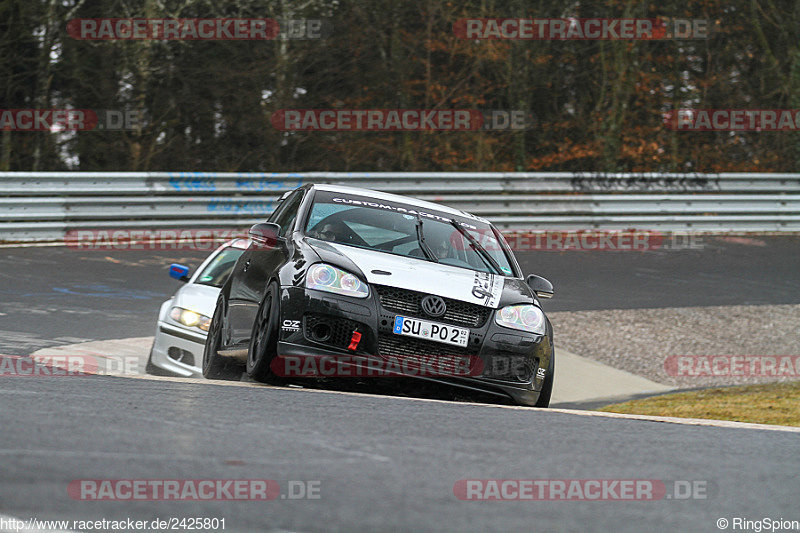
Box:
xmin=305 ymin=191 xmax=515 ymax=276
xmin=194 ymin=246 xmax=246 ymax=287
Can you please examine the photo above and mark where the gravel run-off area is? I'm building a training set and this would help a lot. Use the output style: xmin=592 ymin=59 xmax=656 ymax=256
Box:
xmin=548 ymin=304 xmax=800 ymax=389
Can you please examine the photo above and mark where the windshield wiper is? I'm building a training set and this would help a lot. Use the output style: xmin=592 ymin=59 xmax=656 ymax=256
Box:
xmin=414 ymin=216 xmax=439 ymax=263
xmin=448 ymin=219 xmax=503 ymax=275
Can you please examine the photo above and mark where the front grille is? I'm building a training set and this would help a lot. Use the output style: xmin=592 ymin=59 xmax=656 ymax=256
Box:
xmin=377 ymin=334 xmax=477 ymax=358
xmin=376 ymin=334 xmax=480 ymax=376
xmin=375 ymin=285 xmax=491 ymax=328
xmin=377 ymin=334 xmax=534 ymax=383
xmin=304 ymin=314 xmax=362 ymax=350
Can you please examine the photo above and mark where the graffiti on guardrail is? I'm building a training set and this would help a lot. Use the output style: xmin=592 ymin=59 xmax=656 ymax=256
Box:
xmin=570 ymin=172 xmax=721 ymax=192
xmin=235 ymin=178 xmax=304 ymax=191
xmin=167 ymin=176 xmax=216 ymax=191
xmin=166 ymin=175 xmax=303 ymax=192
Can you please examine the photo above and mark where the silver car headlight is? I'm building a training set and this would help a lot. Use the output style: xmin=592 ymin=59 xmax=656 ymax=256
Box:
xmin=306 ymin=263 xmax=369 ymax=298
xmin=169 ymin=306 xmax=211 ymax=332
xmin=495 ymin=304 xmax=546 ymax=335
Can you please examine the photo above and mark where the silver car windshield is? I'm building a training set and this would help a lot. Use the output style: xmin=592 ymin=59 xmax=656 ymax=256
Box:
xmin=194 ymin=247 xmax=246 ymax=287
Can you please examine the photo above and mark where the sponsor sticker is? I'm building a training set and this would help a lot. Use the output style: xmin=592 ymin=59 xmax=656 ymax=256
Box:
xmin=330 ymin=195 xmax=479 ymax=229
xmin=282 ymin=320 xmax=301 ymax=332
xmin=471 ymin=271 xmax=503 ymax=308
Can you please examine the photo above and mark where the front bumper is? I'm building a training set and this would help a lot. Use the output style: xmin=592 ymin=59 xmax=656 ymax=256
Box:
xmin=150 ymin=321 xmax=206 ymax=377
xmin=276 ymin=285 xmax=553 ymax=406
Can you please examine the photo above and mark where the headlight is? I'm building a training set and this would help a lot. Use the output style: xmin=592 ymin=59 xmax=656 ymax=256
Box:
xmin=495 ymin=304 xmax=545 ymax=335
xmin=306 ymin=263 xmax=369 ymax=298
xmin=169 ymin=307 xmax=212 ymax=332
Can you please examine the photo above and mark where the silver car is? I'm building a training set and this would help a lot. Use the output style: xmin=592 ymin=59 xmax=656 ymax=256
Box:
xmin=146 ymin=238 xmax=248 ymax=377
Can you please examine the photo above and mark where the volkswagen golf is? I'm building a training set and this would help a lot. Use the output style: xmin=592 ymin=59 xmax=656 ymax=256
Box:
xmin=202 ymin=184 xmax=555 ymax=407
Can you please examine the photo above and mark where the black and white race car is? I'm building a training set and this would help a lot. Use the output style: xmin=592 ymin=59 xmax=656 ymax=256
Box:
xmin=202 ymin=184 xmax=555 ymax=407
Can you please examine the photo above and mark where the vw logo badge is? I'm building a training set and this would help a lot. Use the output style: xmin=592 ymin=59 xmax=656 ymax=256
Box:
xmin=421 ymin=295 xmax=446 ymax=318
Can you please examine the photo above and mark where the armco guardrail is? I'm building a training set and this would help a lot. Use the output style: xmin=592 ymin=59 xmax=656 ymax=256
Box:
xmin=1 ymin=171 xmax=799 ymax=241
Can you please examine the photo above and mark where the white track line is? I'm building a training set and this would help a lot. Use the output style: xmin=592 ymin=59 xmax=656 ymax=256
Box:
xmin=0 ymin=243 xmax=64 ymax=249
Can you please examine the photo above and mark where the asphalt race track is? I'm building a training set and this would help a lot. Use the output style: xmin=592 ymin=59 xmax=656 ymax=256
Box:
xmin=1 ymin=236 xmax=799 ymax=532
xmin=1 ymin=373 xmax=798 ymax=532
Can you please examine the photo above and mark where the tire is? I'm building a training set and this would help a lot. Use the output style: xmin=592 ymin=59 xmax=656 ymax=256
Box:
xmin=534 ymin=349 xmax=555 ymax=408
xmin=246 ymin=281 xmax=283 ymax=384
xmin=202 ymin=297 xmax=241 ymax=380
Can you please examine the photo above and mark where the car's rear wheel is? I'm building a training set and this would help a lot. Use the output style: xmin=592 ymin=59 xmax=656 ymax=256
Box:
xmin=202 ymin=297 xmax=240 ymax=380
xmin=534 ymin=350 xmax=555 ymax=408
xmin=247 ymin=281 xmax=282 ymax=383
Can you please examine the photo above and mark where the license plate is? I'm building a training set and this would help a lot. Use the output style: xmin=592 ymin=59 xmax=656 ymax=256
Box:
xmin=392 ymin=316 xmax=469 ymax=347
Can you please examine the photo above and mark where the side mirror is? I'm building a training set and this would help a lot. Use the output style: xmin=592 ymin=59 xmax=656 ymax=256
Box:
xmin=169 ymin=263 xmax=191 ymax=282
xmin=249 ymin=222 xmax=284 ymax=249
xmin=526 ymin=274 xmax=554 ymax=299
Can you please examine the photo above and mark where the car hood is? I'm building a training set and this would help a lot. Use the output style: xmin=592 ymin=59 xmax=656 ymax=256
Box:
xmin=319 ymin=241 xmax=506 ymax=308
xmin=171 ymin=283 xmax=221 ymax=317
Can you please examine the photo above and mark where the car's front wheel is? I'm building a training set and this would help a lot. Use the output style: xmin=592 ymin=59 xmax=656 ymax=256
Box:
xmin=247 ymin=281 xmax=283 ymax=383
xmin=202 ymin=297 xmax=240 ymax=380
